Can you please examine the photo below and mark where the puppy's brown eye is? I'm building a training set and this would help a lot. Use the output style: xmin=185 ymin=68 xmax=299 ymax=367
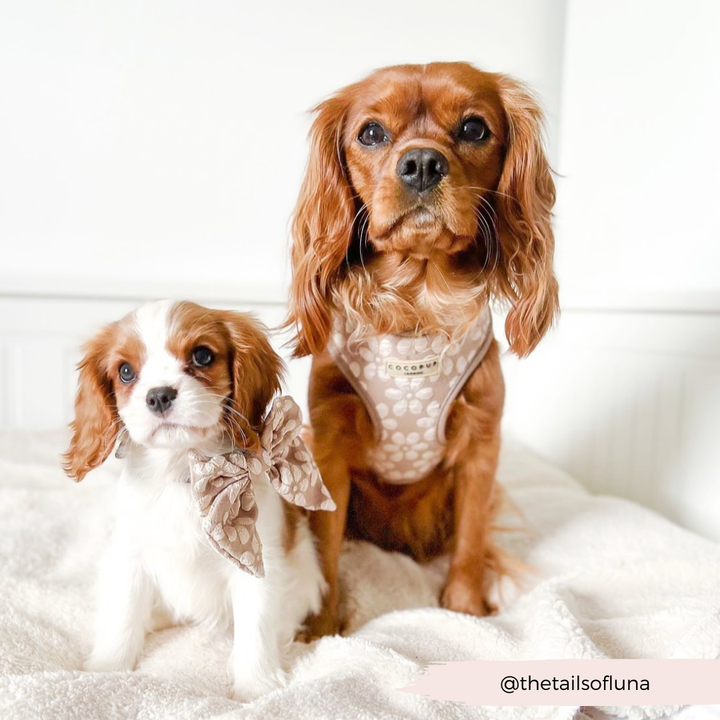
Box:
xmin=192 ymin=346 xmax=214 ymax=368
xmin=458 ymin=117 xmax=489 ymax=143
xmin=119 ymin=363 xmax=136 ymax=384
xmin=358 ymin=122 xmax=389 ymax=147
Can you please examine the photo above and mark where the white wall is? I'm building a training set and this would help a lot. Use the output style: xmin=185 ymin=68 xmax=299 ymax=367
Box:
xmin=0 ymin=0 xmax=566 ymax=301
xmin=555 ymin=0 xmax=720 ymax=309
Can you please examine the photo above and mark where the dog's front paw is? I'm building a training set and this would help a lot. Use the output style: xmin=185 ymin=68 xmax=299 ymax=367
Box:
xmin=441 ymin=574 xmax=497 ymax=617
xmin=231 ymin=668 xmax=287 ymax=703
xmin=300 ymin=606 xmax=341 ymax=641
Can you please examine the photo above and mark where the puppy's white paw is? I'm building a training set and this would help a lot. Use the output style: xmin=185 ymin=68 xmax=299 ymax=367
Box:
xmin=231 ymin=668 xmax=287 ymax=703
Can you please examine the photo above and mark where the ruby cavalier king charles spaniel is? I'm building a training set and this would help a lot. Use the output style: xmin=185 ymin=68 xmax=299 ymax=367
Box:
xmin=287 ymin=62 xmax=559 ymax=636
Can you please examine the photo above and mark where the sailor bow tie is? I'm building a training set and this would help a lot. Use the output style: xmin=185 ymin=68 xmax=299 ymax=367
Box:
xmin=187 ymin=396 xmax=335 ymax=578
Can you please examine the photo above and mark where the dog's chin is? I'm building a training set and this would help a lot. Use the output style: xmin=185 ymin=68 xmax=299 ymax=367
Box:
xmin=371 ymin=209 xmax=471 ymax=256
xmin=141 ymin=422 xmax=218 ymax=450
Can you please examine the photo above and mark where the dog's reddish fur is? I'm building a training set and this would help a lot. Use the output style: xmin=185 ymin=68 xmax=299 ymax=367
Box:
xmin=287 ymin=62 xmax=558 ymax=635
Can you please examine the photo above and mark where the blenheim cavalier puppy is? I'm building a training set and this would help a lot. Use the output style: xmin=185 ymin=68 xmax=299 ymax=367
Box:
xmin=63 ymin=301 xmax=333 ymax=700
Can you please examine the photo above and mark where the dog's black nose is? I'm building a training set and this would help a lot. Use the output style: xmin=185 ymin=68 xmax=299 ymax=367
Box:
xmin=146 ymin=386 xmax=177 ymax=415
xmin=396 ymin=148 xmax=449 ymax=193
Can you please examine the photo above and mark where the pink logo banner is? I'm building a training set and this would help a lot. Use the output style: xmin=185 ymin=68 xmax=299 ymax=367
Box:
xmin=400 ymin=660 xmax=720 ymax=706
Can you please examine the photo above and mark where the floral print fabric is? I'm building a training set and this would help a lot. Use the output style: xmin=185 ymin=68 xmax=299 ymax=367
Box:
xmin=187 ymin=396 xmax=336 ymax=577
xmin=328 ymin=308 xmax=494 ymax=484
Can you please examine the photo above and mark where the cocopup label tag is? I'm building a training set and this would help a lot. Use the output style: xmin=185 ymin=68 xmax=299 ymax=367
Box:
xmin=385 ymin=356 xmax=441 ymax=378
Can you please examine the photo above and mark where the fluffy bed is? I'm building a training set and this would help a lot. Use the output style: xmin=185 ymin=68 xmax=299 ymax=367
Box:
xmin=1 ymin=430 xmax=718 ymax=720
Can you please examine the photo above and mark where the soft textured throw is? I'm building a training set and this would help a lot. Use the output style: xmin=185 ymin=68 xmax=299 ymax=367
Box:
xmin=0 ymin=430 xmax=718 ymax=720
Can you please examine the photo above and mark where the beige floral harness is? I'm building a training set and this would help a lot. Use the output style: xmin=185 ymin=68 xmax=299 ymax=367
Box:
xmin=327 ymin=307 xmax=494 ymax=484
xmin=186 ymin=396 xmax=335 ymax=577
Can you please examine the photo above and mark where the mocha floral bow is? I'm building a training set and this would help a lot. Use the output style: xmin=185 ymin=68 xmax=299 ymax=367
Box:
xmin=187 ymin=396 xmax=335 ymax=578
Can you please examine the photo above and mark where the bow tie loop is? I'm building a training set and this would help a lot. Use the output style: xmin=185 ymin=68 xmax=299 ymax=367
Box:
xmin=260 ymin=396 xmax=336 ymax=512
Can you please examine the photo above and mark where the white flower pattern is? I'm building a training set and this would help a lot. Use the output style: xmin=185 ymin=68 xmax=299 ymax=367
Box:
xmin=384 ymin=377 xmax=433 ymax=416
xmin=329 ymin=308 xmax=494 ymax=485
xmin=357 ymin=336 xmax=394 ymax=380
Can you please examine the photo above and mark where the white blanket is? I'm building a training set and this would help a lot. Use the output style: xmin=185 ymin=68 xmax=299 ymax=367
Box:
xmin=0 ymin=431 xmax=718 ymax=720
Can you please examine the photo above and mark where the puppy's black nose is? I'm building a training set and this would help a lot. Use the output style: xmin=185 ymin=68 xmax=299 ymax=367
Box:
xmin=146 ymin=386 xmax=177 ymax=415
xmin=396 ymin=148 xmax=449 ymax=193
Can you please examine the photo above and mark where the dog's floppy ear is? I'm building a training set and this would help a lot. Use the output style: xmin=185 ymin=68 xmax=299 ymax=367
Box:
xmin=494 ymin=76 xmax=559 ymax=357
xmin=287 ymin=92 xmax=356 ymax=357
xmin=62 ymin=324 xmax=120 ymax=481
xmin=221 ymin=312 xmax=285 ymax=451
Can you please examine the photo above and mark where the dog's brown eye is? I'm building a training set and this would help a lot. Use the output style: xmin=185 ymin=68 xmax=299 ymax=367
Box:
xmin=119 ymin=362 xmax=136 ymax=384
xmin=358 ymin=122 xmax=389 ymax=147
xmin=192 ymin=346 xmax=214 ymax=368
xmin=458 ymin=117 xmax=489 ymax=143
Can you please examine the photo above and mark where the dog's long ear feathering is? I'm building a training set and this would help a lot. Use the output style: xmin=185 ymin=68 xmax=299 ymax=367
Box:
xmin=494 ymin=76 xmax=559 ymax=357
xmin=62 ymin=324 xmax=120 ymax=481
xmin=288 ymin=92 xmax=356 ymax=358
xmin=221 ymin=312 xmax=285 ymax=451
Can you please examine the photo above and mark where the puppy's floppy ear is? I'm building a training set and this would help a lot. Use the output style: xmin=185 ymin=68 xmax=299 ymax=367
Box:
xmin=62 ymin=324 xmax=120 ymax=481
xmin=494 ymin=76 xmax=559 ymax=357
xmin=221 ymin=312 xmax=285 ymax=451
xmin=287 ymin=92 xmax=356 ymax=357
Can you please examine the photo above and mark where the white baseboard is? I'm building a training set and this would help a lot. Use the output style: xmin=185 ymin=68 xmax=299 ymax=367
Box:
xmin=501 ymin=309 xmax=720 ymax=541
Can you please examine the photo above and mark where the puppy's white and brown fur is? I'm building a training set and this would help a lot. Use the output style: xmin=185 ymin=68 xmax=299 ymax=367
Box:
xmin=63 ymin=300 xmax=326 ymax=701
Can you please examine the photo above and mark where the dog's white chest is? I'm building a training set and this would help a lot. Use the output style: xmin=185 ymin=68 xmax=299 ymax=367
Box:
xmin=122 ymin=480 xmax=234 ymax=626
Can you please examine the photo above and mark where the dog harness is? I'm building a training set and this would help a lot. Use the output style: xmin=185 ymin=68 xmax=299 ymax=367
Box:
xmin=327 ymin=307 xmax=494 ymax=484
